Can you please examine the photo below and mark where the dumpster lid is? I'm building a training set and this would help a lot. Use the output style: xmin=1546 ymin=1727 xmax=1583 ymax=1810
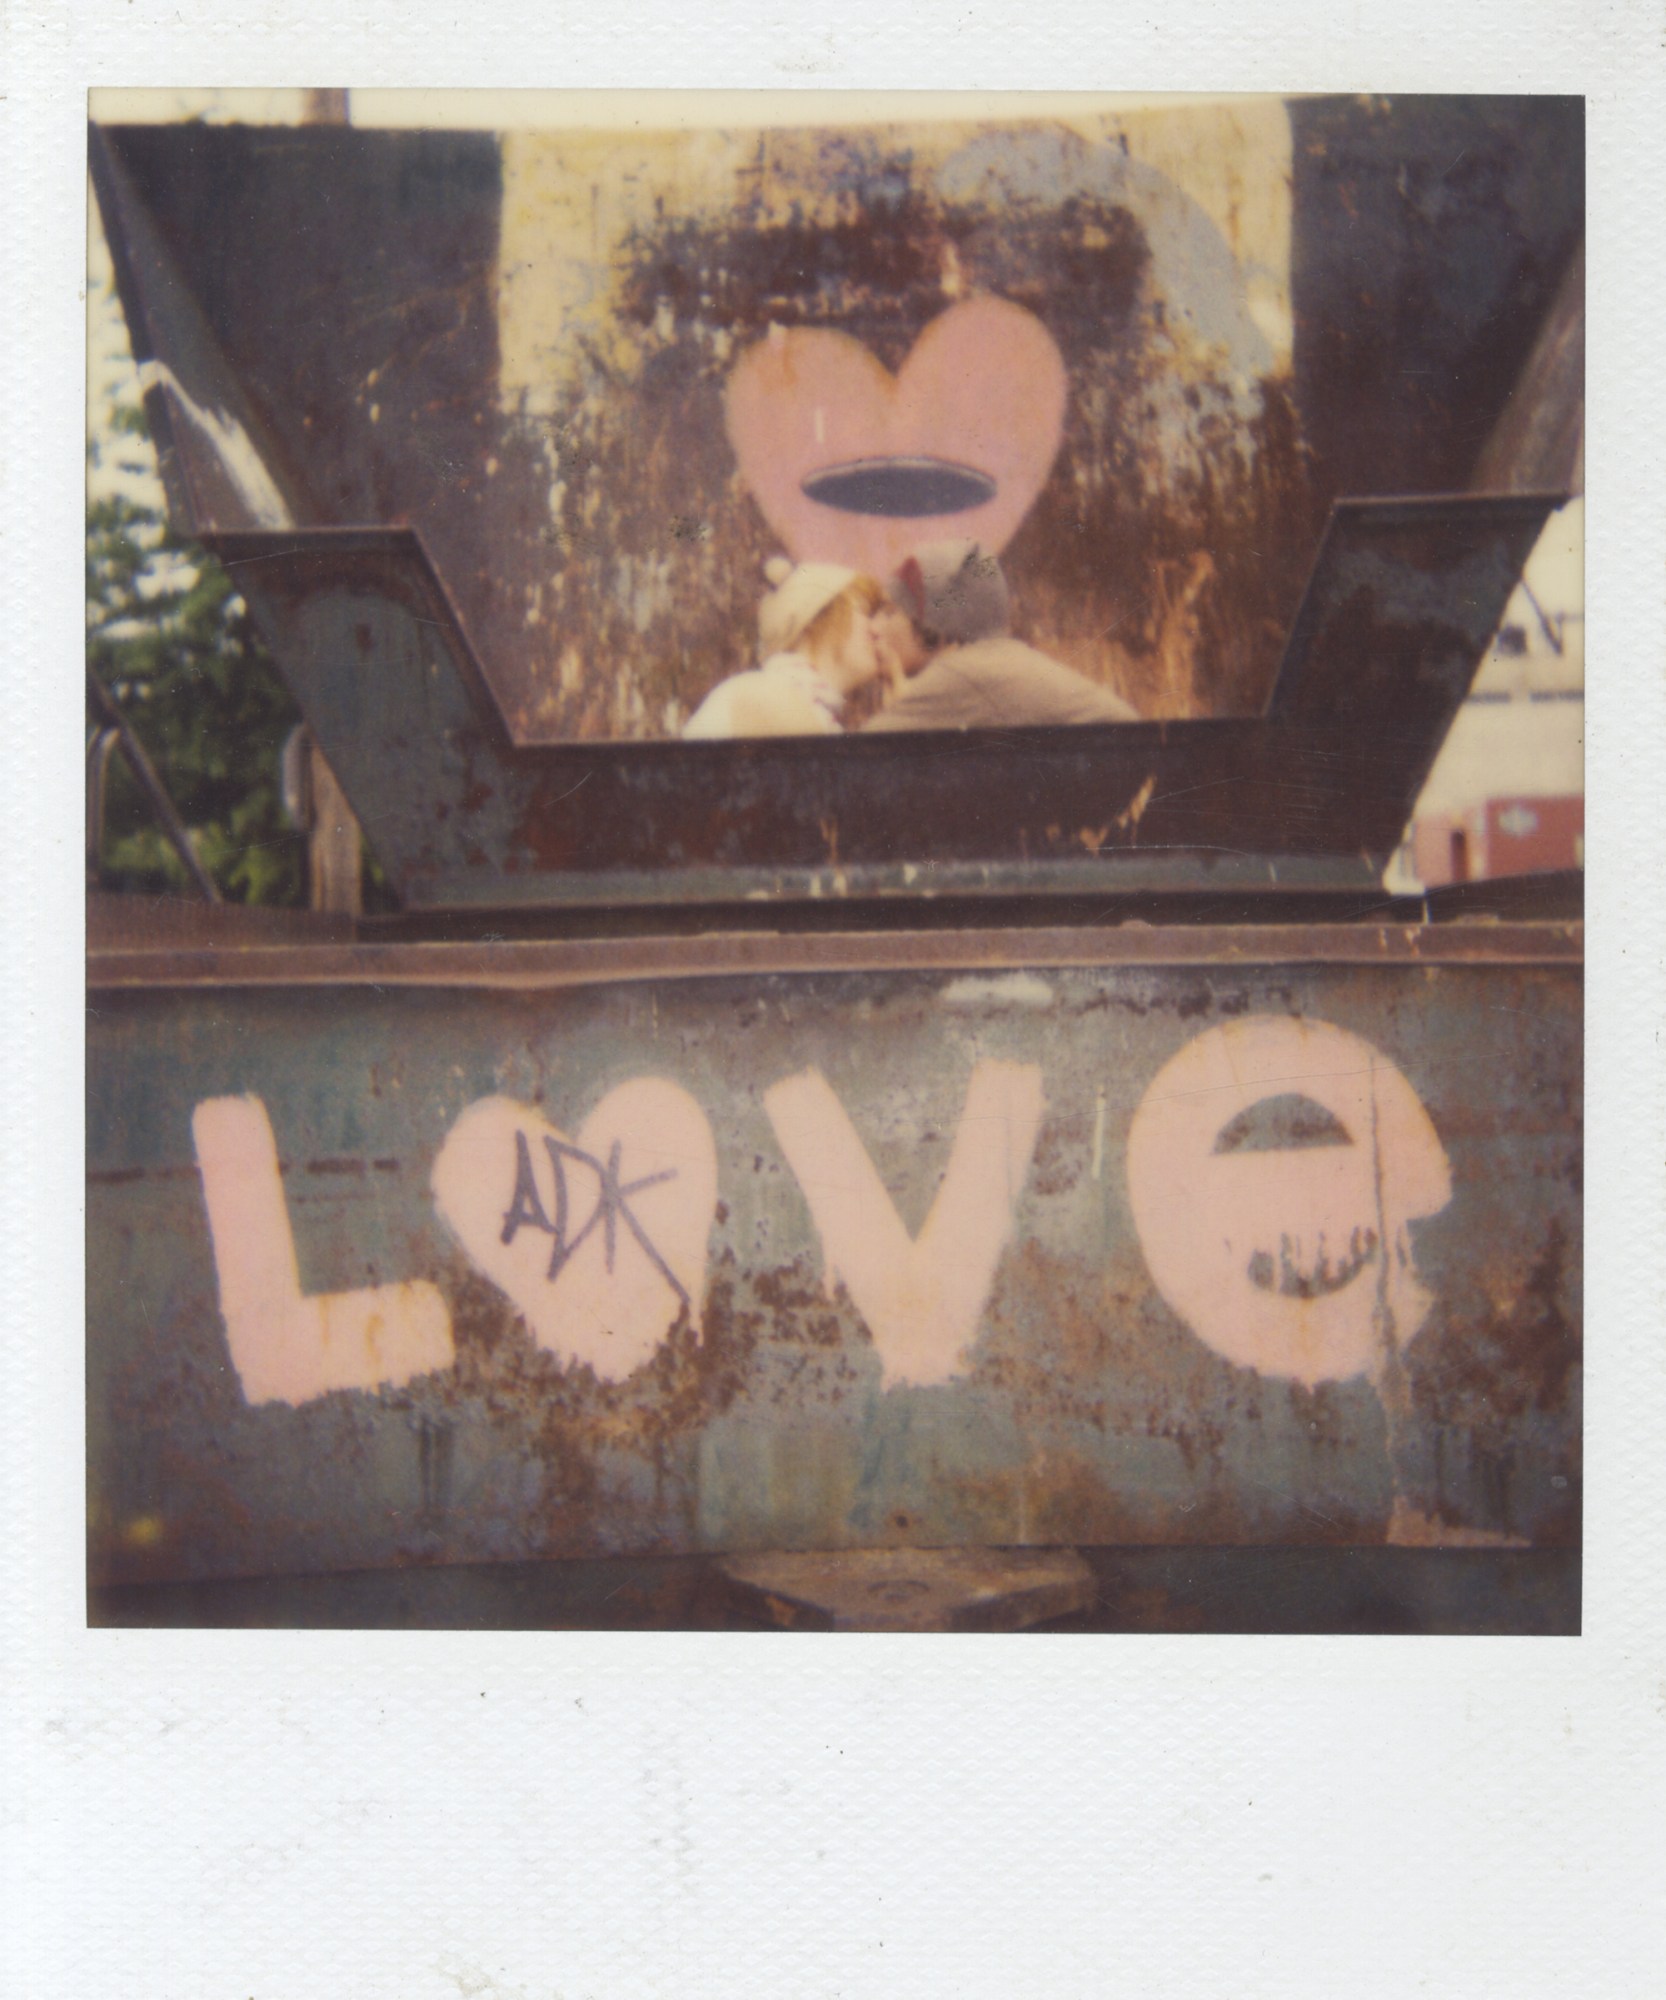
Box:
xmin=89 ymin=104 xmax=1574 ymax=910
xmin=196 ymin=491 xmax=1558 ymax=910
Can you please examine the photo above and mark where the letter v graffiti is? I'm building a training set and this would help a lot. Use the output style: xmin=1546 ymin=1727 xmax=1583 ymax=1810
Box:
xmin=764 ymin=1060 xmax=1045 ymax=1388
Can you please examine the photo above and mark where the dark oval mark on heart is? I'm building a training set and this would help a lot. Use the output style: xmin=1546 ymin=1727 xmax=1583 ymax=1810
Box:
xmin=1213 ymin=1091 xmax=1353 ymax=1154
xmin=801 ymin=456 xmax=999 ymax=518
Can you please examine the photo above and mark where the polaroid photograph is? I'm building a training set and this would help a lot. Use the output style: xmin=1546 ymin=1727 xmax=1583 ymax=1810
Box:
xmin=81 ymin=88 xmax=1586 ymax=1636
xmin=9 ymin=0 xmax=1663 ymax=1988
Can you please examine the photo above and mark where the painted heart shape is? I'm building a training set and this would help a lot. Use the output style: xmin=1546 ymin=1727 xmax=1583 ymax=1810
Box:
xmin=432 ymin=1081 xmax=717 ymax=1382
xmin=724 ymin=296 xmax=1068 ymax=579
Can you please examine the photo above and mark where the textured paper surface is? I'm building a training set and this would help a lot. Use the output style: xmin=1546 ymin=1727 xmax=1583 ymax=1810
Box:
xmin=8 ymin=6 xmax=1665 ymax=1995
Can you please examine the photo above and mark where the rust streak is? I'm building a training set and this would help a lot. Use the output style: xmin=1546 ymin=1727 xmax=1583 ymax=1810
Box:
xmin=1116 ymin=774 xmax=1158 ymax=833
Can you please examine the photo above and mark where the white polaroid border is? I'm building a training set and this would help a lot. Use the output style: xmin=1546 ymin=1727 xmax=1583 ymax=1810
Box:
xmin=6 ymin=5 xmax=1663 ymax=1995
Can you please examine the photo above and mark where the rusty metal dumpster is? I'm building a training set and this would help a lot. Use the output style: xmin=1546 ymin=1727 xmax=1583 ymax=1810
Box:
xmin=87 ymin=94 xmax=1582 ymax=1630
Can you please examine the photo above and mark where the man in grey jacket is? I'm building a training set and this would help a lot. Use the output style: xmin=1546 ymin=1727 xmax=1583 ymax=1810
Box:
xmin=864 ymin=539 xmax=1139 ymax=731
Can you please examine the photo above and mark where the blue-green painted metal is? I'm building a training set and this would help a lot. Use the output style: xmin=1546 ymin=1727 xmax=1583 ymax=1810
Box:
xmin=87 ymin=933 xmax=1580 ymax=1586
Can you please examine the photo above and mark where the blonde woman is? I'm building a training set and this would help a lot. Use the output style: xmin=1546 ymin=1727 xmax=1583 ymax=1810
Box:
xmin=682 ymin=558 xmax=890 ymax=739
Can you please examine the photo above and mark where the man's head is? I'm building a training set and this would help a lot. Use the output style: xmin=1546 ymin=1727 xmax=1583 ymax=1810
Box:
xmin=884 ymin=540 xmax=1012 ymax=668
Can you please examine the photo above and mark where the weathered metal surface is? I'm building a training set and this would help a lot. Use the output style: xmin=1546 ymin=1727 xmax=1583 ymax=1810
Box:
xmin=87 ymin=890 xmax=355 ymax=953
xmin=86 ymin=1545 xmax=1582 ymax=1635
xmin=83 ymin=96 xmax=1584 ymax=1637
xmin=87 ymin=934 xmax=1580 ymax=1588
xmin=1471 ymin=238 xmax=1585 ymax=495
xmin=1264 ymin=495 xmax=1561 ymax=841
xmin=86 ymin=915 xmax=1583 ymax=991
xmin=194 ymin=495 xmax=1556 ymax=911
xmin=715 ymin=1547 xmax=1098 ymax=1632
xmin=91 ymin=98 xmax=1582 ymax=742
xmin=1287 ymin=97 xmax=1583 ymax=503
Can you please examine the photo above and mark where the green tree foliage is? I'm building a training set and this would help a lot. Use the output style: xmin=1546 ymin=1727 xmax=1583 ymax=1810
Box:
xmin=86 ymin=404 xmax=306 ymax=905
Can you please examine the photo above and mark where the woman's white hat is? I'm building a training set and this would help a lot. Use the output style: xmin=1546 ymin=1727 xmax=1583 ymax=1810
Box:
xmin=758 ymin=555 xmax=856 ymax=657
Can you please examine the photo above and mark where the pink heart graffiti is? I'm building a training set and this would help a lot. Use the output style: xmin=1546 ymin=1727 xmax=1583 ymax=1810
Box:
xmin=724 ymin=296 xmax=1068 ymax=578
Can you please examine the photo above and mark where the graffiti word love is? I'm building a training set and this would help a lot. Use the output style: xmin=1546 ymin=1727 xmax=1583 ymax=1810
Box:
xmin=192 ymin=1095 xmax=454 ymax=1407
xmin=1126 ymin=1017 xmax=1451 ymax=1386
xmin=194 ymin=1016 xmax=1452 ymax=1410
xmin=431 ymin=1083 xmax=717 ymax=1381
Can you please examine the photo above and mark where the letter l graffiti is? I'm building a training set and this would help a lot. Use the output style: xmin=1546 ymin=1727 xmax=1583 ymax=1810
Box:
xmin=193 ymin=1095 xmax=454 ymax=1406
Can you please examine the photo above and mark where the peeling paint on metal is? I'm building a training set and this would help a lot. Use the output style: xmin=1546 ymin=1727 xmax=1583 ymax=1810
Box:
xmin=87 ymin=949 xmax=1580 ymax=1585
